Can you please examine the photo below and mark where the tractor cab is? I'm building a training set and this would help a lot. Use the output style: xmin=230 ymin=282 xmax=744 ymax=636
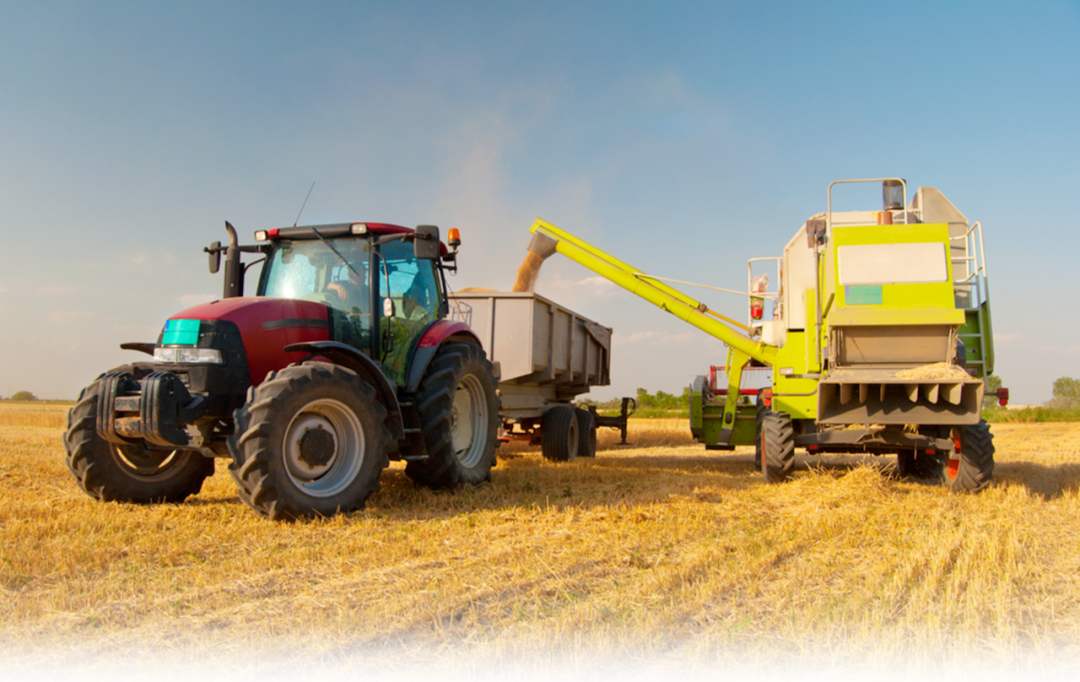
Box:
xmin=252 ymin=223 xmax=447 ymax=383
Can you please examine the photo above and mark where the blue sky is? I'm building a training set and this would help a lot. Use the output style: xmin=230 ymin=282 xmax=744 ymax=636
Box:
xmin=2 ymin=0 xmax=1078 ymax=403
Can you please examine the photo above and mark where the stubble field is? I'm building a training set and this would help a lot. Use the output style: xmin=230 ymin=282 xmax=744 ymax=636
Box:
xmin=1 ymin=403 xmax=1079 ymax=680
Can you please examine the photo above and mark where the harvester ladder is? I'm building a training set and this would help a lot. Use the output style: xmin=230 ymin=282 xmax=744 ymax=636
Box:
xmin=951 ymin=220 xmax=992 ymax=377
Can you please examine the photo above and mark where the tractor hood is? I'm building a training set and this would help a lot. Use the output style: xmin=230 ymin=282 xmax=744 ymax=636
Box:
xmin=163 ymin=297 xmax=332 ymax=387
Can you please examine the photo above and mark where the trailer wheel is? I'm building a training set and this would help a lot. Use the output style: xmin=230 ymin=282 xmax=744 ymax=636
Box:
xmin=228 ymin=362 xmax=390 ymax=520
xmin=943 ymin=420 xmax=995 ymax=492
xmin=896 ymin=449 xmax=945 ymax=480
xmin=754 ymin=399 xmax=768 ymax=469
xmin=760 ymin=411 xmax=795 ymax=483
xmin=542 ymin=405 xmax=579 ymax=462
xmin=575 ymin=408 xmax=597 ymax=458
xmin=406 ymin=342 xmax=499 ymax=488
xmin=64 ymin=371 xmax=214 ymax=503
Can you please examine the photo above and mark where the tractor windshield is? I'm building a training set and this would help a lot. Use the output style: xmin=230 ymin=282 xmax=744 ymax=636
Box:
xmin=258 ymin=237 xmax=373 ymax=349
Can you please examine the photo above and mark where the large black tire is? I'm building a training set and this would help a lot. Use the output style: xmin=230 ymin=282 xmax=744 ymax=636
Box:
xmin=575 ymin=408 xmax=597 ymax=458
xmin=405 ymin=342 xmax=499 ymax=488
xmin=896 ymin=449 xmax=945 ymax=480
xmin=228 ymin=362 xmax=391 ymax=520
xmin=943 ymin=420 xmax=995 ymax=492
xmin=541 ymin=404 xmax=579 ymax=462
xmin=64 ymin=371 xmax=214 ymax=503
xmin=760 ymin=411 xmax=795 ymax=483
xmin=754 ymin=398 xmax=768 ymax=469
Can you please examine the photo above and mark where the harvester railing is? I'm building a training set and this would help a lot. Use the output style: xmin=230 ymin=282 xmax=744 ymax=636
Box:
xmin=951 ymin=220 xmax=992 ymax=375
xmin=747 ymin=257 xmax=781 ymax=329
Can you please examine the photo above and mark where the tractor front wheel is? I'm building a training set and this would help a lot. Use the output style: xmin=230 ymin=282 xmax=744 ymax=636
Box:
xmin=943 ymin=420 xmax=995 ymax=492
xmin=228 ymin=362 xmax=391 ymax=520
xmin=65 ymin=371 xmax=214 ymax=503
xmin=760 ymin=411 xmax=795 ymax=483
xmin=406 ymin=343 xmax=499 ymax=488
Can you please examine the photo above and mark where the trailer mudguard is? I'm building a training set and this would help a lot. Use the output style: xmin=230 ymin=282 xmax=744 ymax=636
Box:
xmin=282 ymin=341 xmax=405 ymax=442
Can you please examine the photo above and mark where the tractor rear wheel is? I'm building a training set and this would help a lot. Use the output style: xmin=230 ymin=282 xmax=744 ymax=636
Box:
xmin=575 ymin=408 xmax=597 ymax=458
xmin=943 ymin=420 xmax=994 ymax=492
xmin=406 ymin=343 xmax=499 ymax=488
xmin=228 ymin=362 xmax=390 ymax=520
xmin=541 ymin=404 xmax=578 ymax=462
xmin=65 ymin=370 xmax=214 ymax=503
xmin=760 ymin=411 xmax=795 ymax=483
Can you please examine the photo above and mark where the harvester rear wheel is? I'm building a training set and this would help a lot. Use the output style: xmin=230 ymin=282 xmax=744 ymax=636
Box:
xmin=406 ymin=342 xmax=499 ymax=488
xmin=754 ymin=399 xmax=768 ymax=470
xmin=575 ymin=408 xmax=597 ymax=458
xmin=228 ymin=362 xmax=390 ymax=520
xmin=896 ymin=449 xmax=945 ymax=480
xmin=65 ymin=370 xmax=214 ymax=504
xmin=760 ymin=411 xmax=795 ymax=483
xmin=541 ymin=405 xmax=579 ymax=462
xmin=943 ymin=420 xmax=995 ymax=492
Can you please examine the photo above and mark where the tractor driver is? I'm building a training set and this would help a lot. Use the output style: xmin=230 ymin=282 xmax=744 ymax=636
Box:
xmin=326 ymin=265 xmax=367 ymax=310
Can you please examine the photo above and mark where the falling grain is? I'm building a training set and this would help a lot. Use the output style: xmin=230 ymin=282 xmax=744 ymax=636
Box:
xmin=511 ymin=251 xmax=545 ymax=293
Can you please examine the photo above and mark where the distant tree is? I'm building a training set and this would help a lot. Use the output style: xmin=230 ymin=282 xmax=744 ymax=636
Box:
xmin=632 ymin=387 xmax=692 ymax=414
xmin=983 ymin=375 xmax=1003 ymax=409
xmin=1050 ymin=377 xmax=1080 ymax=410
xmin=10 ymin=390 xmax=38 ymax=401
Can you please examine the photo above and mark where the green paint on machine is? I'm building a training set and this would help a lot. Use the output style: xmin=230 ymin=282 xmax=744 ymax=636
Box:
xmin=845 ymin=285 xmax=883 ymax=306
xmin=162 ymin=319 xmax=201 ymax=345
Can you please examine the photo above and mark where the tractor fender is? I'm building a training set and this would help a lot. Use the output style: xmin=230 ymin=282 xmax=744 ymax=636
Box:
xmin=404 ymin=321 xmax=484 ymax=394
xmin=283 ymin=341 xmax=405 ymax=442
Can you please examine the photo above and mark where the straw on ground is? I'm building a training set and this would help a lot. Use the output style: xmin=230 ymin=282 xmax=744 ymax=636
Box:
xmin=1 ymin=404 xmax=1078 ymax=674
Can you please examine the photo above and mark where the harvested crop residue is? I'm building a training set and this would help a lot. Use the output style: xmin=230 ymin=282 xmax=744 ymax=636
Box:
xmin=895 ymin=362 xmax=971 ymax=381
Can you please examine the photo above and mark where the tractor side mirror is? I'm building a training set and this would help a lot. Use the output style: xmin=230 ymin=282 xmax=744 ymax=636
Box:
xmin=206 ymin=241 xmax=221 ymax=274
xmin=414 ymin=225 xmax=440 ymax=260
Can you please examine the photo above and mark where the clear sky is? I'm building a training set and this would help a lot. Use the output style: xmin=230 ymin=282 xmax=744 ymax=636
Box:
xmin=2 ymin=0 xmax=1078 ymax=404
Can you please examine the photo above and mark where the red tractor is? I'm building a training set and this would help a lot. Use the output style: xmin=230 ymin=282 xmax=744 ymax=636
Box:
xmin=64 ymin=221 xmax=500 ymax=520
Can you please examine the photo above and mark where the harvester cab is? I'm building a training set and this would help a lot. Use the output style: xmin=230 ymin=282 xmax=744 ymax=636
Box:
xmin=65 ymin=221 xmax=500 ymax=520
xmin=525 ymin=177 xmax=1004 ymax=492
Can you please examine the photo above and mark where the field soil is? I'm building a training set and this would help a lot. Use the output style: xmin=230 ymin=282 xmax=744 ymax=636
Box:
xmin=2 ymin=405 xmax=1079 ymax=679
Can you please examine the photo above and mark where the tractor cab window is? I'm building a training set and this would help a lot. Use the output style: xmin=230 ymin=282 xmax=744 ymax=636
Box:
xmin=378 ymin=240 xmax=440 ymax=383
xmin=258 ymin=238 xmax=373 ymax=350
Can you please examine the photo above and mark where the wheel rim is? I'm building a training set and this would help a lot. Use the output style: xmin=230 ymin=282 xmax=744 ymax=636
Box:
xmin=111 ymin=444 xmax=181 ymax=478
xmin=283 ymin=398 xmax=365 ymax=497
xmin=451 ymin=374 xmax=488 ymax=469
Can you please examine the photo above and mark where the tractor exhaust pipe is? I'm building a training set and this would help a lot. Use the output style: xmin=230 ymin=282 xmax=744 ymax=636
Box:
xmin=511 ymin=231 xmax=559 ymax=293
xmin=223 ymin=221 xmax=243 ymax=299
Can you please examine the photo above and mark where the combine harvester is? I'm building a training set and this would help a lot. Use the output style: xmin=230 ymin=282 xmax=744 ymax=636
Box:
xmin=526 ymin=178 xmax=1007 ymax=492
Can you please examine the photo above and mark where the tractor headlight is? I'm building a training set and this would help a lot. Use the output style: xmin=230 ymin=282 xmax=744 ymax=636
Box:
xmin=153 ymin=347 xmax=224 ymax=364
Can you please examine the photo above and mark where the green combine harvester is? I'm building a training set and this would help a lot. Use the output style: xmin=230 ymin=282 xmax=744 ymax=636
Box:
xmin=525 ymin=178 xmax=1006 ymax=492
